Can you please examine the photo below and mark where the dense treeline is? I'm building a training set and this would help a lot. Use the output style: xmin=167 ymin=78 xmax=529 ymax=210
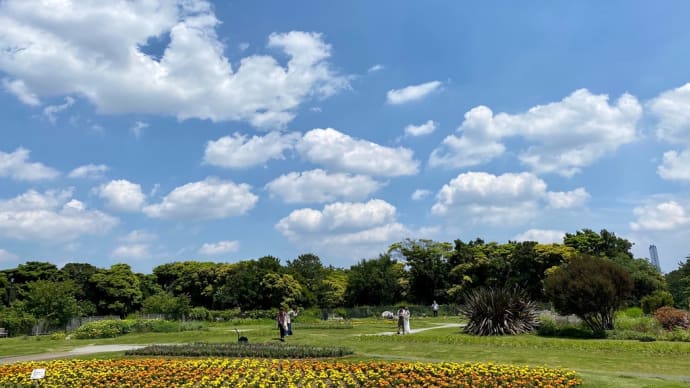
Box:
xmin=1 ymin=228 xmax=688 ymax=334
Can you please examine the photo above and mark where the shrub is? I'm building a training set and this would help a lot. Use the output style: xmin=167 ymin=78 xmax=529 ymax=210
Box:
xmin=653 ymin=306 xmax=690 ymax=330
xmin=613 ymin=315 xmax=660 ymax=333
xmin=536 ymin=318 xmax=606 ymax=339
xmin=188 ymin=307 xmax=212 ymax=321
xmin=125 ymin=342 xmax=354 ymax=358
xmin=459 ymin=287 xmax=538 ymax=336
xmin=544 ymin=254 xmax=633 ymax=331
xmin=617 ymin=306 xmax=644 ymax=318
xmin=641 ymin=291 xmax=674 ymax=314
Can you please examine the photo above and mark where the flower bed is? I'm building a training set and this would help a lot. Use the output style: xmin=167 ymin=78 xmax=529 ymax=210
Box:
xmin=0 ymin=358 xmax=580 ymax=387
xmin=126 ymin=343 xmax=354 ymax=358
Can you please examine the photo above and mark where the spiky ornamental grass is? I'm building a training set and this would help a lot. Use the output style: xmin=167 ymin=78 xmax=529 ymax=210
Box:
xmin=459 ymin=287 xmax=539 ymax=336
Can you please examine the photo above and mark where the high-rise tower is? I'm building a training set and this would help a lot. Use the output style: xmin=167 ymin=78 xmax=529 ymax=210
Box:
xmin=649 ymin=244 xmax=661 ymax=272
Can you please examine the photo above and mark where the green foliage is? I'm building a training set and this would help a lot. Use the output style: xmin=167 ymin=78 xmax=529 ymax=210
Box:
xmin=654 ymin=306 xmax=690 ymax=330
xmin=73 ymin=319 xmax=207 ymax=339
xmin=536 ymin=319 xmax=606 ymax=339
xmin=344 ymin=254 xmax=404 ymax=306
xmin=617 ymin=306 xmax=645 ymax=318
xmin=188 ymin=306 xmax=212 ymax=321
xmin=90 ymin=264 xmax=143 ymax=317
xmin=389 ymin=239 xmax=453 ymax=304
xmin=544 ymin=254 xmax=633 ymax=331
xmin=641 ymin=290 xmax=674 ymax=314
xmin=24 ymin=280 xmax=79 ymax=328
xmin=665 ymin=256 xmax=690 ymax=309
xmin=142 ymin=292 xmax=191 ymax=319
xmin=459 ymin=287 xmax=538 ymax=336
xmin=0 ymin=303 xmax=37 ymax=337
xmin=125 ymin=342 xmax=354 ymax=358
xmin=613 ymin=314 xmax=660 ymax=333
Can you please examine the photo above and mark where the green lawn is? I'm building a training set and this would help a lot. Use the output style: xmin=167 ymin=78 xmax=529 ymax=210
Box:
xmin=2 ymin=317 xmax=690 ymax=387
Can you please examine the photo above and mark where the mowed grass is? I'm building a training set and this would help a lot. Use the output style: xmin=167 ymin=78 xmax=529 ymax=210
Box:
xmin=2 ymin=316 xmax=690 ymax=387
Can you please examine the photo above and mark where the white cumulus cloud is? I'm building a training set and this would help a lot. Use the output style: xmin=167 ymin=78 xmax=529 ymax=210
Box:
xmin=658 ymin=150 xmax=690 ymax=182
xmin=297 ymin=128 xmax=419 ymax=176
xmin=649 ymin=82 xmax=690 ymax=145
xmin=0 ymin=189 xmax=117 ymax=241
xmin=276 ymin=199 xmax=409 ymax=260
xmin=266 ymin=169 xmax=382 ymax=204
xmin=513 ymin=229 xmax=565 ymax=244
xmin=429 ymin=89 xmax=642 ymax=176
xmin=143 ymin=177 xmax=258 ymax=220
xmin=96 ymin=179 xmax=146 ymax=212
xmin=432 ymin=171 xmax=588 ymax=225
xmin=204 ymin=131 xmax=300 ymax=169
xmin=0 ymin=1 xmax=348 ymax=128
xmin=199 ymin=240 xmax=240 ymax=256
xmin=68 ymin=164 xmax=109 ymax=179
xmin=630 ymin=200 xmax=690 ymax=231
xmin=111 ymin=244 xmax=151 ymax=260
xmin=0 ymin=147 xmax=59 ymax=181
xmin=386 ymin=81 xmax=442 ymax=105
xmin=404 ymin=120 xmax=437 ymax=136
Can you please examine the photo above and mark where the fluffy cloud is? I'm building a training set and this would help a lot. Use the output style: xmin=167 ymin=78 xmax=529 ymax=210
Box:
xmin=0 ymin=248 xmax=19 ymax=263
xmin=432 ymin=171 xmax=588 ymax=225
xmin=68 ymin=164 xmax=109 ymax=179
xmin=276 ymin=199 xmax=408 ymax=259
xmin=204 ymin=131 xmax=300 ymax=169
xmin=404 ymin=120 xmax=437 ymax=136
xmin=386 ymin=81 xmax=441 ymax=104
xmin=649 ymin=82 xmax=690 ymax=145
xmin=0 ymin=147 xmax=59 ymax=181
xmin=198 ymin=240 xmax=240 ymax=256
xmin=658 ymin=150 xmax=690 ymax=182
xmin=111 ymin=244 xmax=150 ymax=260
xmin=429 ymin=89 xmax=642 ymax=176
xmin=546 ymin=188 xmax=591 ymax=209
xmin=143 ymin=177 xmax=258 ymax=220
xmin=0 ymin=189 xmax=117 ymax=241
xmin=266 ymin=169 xmax=382 ymax=203
xmin=630 ymin=200 xmax=690 ymax=231
xmin=96 ymin=179 xmax=146 ymax=212
xmin=411 ymin=189 xmax=431 ymax=200
xmin=513 ymin=229 xmax=565 ymax=244
xmin=0 ymin=1 xmax=347 ymax=128
xmin=297 ymin=128 xmax=419 ymax=176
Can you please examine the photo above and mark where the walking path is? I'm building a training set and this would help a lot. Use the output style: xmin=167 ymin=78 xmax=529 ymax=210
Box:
xmin=366 ymin=322 xmax=464 ymax=336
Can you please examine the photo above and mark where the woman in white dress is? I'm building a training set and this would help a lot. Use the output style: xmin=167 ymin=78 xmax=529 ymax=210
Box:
xmin=403 ymin=307 xmax=411 ymax=334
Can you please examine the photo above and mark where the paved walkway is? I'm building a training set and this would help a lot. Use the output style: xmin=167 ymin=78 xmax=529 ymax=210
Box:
xmin=367 ymin=322 xmax=464 ymax=336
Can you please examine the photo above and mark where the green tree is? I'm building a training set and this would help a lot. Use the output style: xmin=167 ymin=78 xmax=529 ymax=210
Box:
xmin=344 ymin=254 xmax=404 ymax=306
xmin=389 ymin=239 xmax=453 ymax=304
xmin=666 ymin=256 xmax=690 ymax=309
xmin=60 ymin=263 xmax=100 ymax=315
xmin=90 ymin=264 xmax=143 ymax=317
xmin=24 ymin=280 xmax=79 ymax=329
xmin=141 ymin=292 xmax=191 ymax=320
xmin=317 ymin=269 xmax=348 ymax=308
xmin=213 ymin=256 xmax=284 ymax=310
xmin=152 ymin=261 xmax=219 ymax=308
xmin=260 ymin=273 xmax=303 ymax=308
xmin=544 ymin=254 xmax=633 ymax=331
xmin=286 ymin=253 xmax=326 ymax=307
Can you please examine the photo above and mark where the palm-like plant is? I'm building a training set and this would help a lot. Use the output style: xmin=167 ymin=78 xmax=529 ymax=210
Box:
xmin=459 ymin=287 xmax=538 ymax=336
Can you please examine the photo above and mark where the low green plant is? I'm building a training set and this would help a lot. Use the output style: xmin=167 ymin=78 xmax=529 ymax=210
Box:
xmin=73 ymin=319 xmax=207 ymax=339
xmin=617 ymin=306 xmax=645 ymax=318
xmin=459 ymin=287 xmax=538 ymax=336
xmin=125 ymin=342 xmax=354 ymax=358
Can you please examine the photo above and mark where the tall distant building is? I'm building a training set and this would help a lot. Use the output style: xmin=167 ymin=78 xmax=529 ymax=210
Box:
xmin=649 ymin=244 xmax=661 ymax=272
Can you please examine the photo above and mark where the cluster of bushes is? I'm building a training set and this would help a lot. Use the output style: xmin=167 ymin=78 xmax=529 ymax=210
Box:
xmin=125 ymin=342 xmax=354 ymax=358
xmin=73 ymin=319 xmax=207 ymax=339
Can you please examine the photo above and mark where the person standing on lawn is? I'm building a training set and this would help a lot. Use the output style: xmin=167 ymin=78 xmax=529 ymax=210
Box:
xmin=287 ymin=307 xmax=298 ymax=335
xmin=277 ymin=307 xmax=288 ymax=342
xmin=396 ymin=306 xmax=405 ymax=334
xmin=432 ymin=300 xmax=439 ymax=317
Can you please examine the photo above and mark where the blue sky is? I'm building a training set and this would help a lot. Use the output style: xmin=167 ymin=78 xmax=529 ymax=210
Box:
xmin=0 ymin=0 xmax=688 ymax=273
